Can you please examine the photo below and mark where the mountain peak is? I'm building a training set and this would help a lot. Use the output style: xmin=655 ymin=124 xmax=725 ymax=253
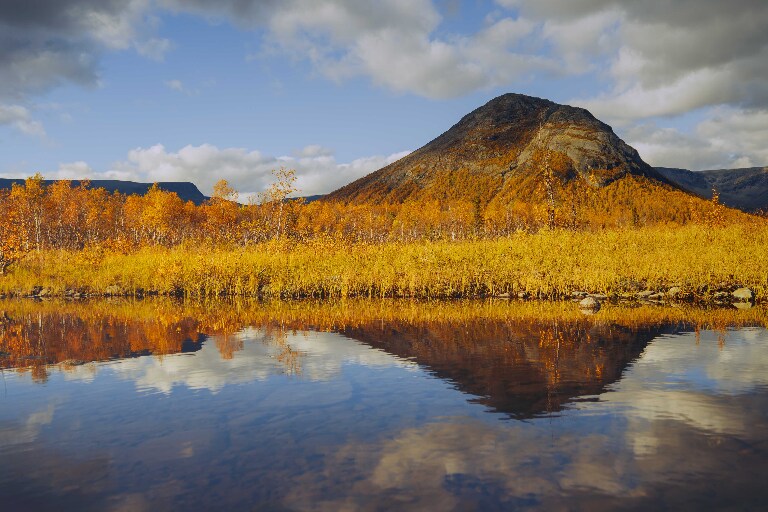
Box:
xmin=327 ymin=93 xmax=672 ymax=204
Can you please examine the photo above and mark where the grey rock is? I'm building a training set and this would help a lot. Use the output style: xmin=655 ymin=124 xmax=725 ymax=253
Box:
xmin=667 ymin=286 xmax=681 ymax=298
xmin=636 ymin=290 xmax=654 ymax=298
xmin=579 ymin=296 xmax=601 ymax=312
xmin=733 ymin=301 xmax=753 ymax=310
xmin=648 ymin=292 xmax=665 ymax=300
xmin=60 ymin=359 xmax=85 ymax=366
xmin=104 ymin=284 xmax=122 ymax=296
xmin=732 ymin=287 xmax=754 ymax=302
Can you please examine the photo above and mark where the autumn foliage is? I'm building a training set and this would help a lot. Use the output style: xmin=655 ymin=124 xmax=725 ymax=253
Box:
xmin=0 ymin=170 xmax=765 ymax=300
xmin=0 ymin=169 xmax=757 ymax=260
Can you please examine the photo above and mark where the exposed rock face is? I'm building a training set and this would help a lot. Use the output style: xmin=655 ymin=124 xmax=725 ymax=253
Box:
xmin=656 ymin=166 xmax=768 ymax=212
xmin=327 ymin=93 xmax=673 ymax=204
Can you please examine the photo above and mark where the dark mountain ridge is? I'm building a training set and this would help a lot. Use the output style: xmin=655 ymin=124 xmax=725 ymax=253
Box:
xmin=0 ymin=178 xmax=207 ymax=205
xmin=655 ymin=166 xmax=768 ymax=212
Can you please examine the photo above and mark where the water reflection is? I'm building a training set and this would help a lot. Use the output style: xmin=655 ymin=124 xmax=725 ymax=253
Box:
xmin=339 ymin=320 xmax=670 ymax=418
xmin=0 ymin=299 xmax=767 ymax=510
xmin=2 ymin=299 xmax=765 ymax=416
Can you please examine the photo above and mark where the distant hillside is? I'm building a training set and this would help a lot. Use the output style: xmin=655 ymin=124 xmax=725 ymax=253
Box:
xmin=656 ymin=167 xmax=768 ymax=212
xmin=0 ymin=179 xmax=207 ymax=205
xmin=326 ymin=93 xmax=675 ymax=205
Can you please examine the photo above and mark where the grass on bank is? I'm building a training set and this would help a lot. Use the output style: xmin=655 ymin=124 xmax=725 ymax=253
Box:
xmin=2 ymin=224 xmax=767 ymax=301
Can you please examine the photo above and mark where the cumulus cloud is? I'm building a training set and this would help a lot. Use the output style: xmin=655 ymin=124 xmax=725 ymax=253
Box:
xmin=0 ymin=104 xmax=45 ymax=136
xmin=2 ymin=0 xmax=765 ymax=170
xmin=163 ymin=79 xmax=199 ymax=96
xmin=496 ymin=0 xmax=768 ymax=121
xmin=0 ymin=0 xmax=158 ymax=100
xmin=0 ymin=0 xmax=172 ymax=137
xmin=135 ymin=37 xmax=174 ymax=62
xmin=51 ymin=143 xmax=409 ymax=196
xmin=156 ymin=0 xmax=768 ymax=115
xmin=163 ymin=0 xmax=552 ymax=99
xmin=55 ymin=160 xmax=95 ymax=179
xmin=497 ymin=0 xmax=768 ymax=168
xmin=625 ymin=108 xmax=768 ymax=170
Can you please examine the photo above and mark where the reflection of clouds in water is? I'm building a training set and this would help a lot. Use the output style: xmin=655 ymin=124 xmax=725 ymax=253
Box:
xmin=285 ymin=419 xmax=648 ymax=511
xmin=605 ymin=328 xmax=768 ymax=443
xmin=617 ymin=389 xmax=747 ymax=437
xmin=64 ymin=329 xmax=415 ymax=394
xmin=1 ymin=327 xmax=767 ymax=510
xmin=282 ymin=328 xmax=768 ymax=510
xmin=637 ymin=328 xmax=768 ymax=393
xmin=0 ymin=403 xmax=55 ymax=447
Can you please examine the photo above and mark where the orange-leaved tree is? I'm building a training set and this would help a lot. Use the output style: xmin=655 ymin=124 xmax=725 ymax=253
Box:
xmin=0 ymin=189 xmax=28 ymax=274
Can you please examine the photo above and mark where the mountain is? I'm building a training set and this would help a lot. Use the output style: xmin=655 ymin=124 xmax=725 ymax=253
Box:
xmin=326 ymin=93 xmax=675 ymax=205
xmin=0 ymin=179 xmax=207 ymax=205
xmin=656 ymin=166 xmax=768 ymax=212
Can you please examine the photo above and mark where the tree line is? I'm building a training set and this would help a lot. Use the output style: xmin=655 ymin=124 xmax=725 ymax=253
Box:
xmin=0 ymin=168 xmax=754 ymax=274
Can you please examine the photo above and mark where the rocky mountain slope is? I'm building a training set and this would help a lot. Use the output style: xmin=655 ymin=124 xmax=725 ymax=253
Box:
xmin=656 ymin=166 xmax=768 ymax=212
xmin=0 ymin=179 xmax=207 ymax=205
xmin=327 ymin=93 xmax=674 ymax=204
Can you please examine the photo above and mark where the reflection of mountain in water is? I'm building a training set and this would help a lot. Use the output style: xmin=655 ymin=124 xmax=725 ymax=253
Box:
xmin=339 ymin=320 xmax=671 ymax=418
xmin=0 ymin=300 xmax=725 ymax=417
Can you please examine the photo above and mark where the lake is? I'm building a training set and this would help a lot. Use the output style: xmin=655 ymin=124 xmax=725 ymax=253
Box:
xmin=1 ymin=299 xmax=767 ymax=511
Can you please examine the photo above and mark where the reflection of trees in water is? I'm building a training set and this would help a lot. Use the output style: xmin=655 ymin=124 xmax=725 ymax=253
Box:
xmin=0 ymin=308 xmax=205 ymax=382
xmin=0 ymin=302 xmax=310 ymax=380
xmin=266 ymin=324 xmax=303 ymax=376
xmin=0 ymin=299 xmax=765 ymax=400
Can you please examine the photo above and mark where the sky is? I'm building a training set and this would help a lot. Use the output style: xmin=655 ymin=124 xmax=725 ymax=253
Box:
xmin=0 ymin=0 xmax=766 ymax=197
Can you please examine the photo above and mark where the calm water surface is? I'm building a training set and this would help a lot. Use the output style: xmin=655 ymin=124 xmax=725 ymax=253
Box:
xmin=1 ymin=300 xmax=767 ymax=511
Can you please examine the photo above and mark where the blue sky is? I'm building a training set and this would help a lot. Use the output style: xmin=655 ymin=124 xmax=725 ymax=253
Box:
xmin=1 ymin=0 xmax=766 ymax=196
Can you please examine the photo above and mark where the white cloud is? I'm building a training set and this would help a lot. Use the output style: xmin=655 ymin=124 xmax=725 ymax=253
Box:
xmin=0 ymin=0 xmax=169 ymax=101
xmin=54 ymin=161 xmax=95 ymax=179
xmin=0 ymin=104 xmax=45 ymax=137
xmin=163 ymin=79 xmax=195 ymax=95
xmin=165 ymin=0 xmax=552 ymax=99
xmin=164 ymin=79 xmax=185 ymax=93
xmin=1 ymin=0 xmax=766 ymax=170
xmin=49 ymin=143 xmax=410 ymax=196
xmin=135 ymin=37 xmax=174 ymax=62
xmin=508 ymin=0 xmax=768 ymax=122
xmin=624 ymin=107 xmax=768 ymax=170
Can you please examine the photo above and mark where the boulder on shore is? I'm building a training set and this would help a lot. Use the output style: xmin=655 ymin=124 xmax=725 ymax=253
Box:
xmin=732 ymin=288 xmax=754 ymax=302
xmin=579 ymin=296 xmax=601 ymax=313
xmin=104 ymin=284 xmax=122 ymax=296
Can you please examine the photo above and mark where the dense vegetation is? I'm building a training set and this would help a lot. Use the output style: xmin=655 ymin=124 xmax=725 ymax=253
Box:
xmin=0 ymin=172 xmax=765 ymax=300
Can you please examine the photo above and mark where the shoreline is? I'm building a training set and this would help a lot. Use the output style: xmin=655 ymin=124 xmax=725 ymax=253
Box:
xmin=1 ymin=225 xmax=766 ymax=305
xmin=0 ymin=287 xmax=760 ymax=308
